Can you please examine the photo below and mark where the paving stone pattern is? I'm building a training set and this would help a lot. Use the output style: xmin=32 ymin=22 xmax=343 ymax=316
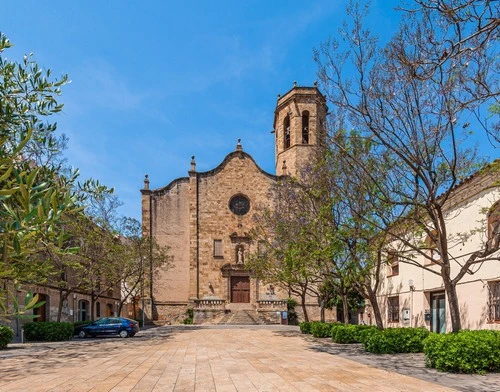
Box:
xmin=0 ymin=325 xmax=497 ymax=391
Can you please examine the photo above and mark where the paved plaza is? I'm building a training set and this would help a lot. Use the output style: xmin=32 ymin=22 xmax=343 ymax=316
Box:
xmin=0 ymin=325 xmax=498 ymax=391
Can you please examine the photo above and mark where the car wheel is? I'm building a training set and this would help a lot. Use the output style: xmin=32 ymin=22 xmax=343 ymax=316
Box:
xmin=78 ymin=330 xmax=87 ymax=338
xmin=119 ymin=330 xmax=128 ymax=338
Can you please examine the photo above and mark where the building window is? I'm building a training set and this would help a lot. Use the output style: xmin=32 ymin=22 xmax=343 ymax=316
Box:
xmin=302 ymin=111 xmax=309 ymax=144
xmin=78 ymin=300 xmax=89 ymax=322
xmin=388 ymin=296 xmax=399 ymax=323
xmin=214 ymin=239 xmax=223 ymax=258
xmin=488 ymin=281 xmax=500 ymax=322
xmin=96 ymin=302 xmax=101 ymax=318
xmin=487 ymin=201 xmax=500 ymax=251
xmin=229 ymin=194 xmax=250 ymax=216
xmin=387 ymin=251 xmax=399 ymax=276
xmin=284 ymin=114 xmax=291 ymax=149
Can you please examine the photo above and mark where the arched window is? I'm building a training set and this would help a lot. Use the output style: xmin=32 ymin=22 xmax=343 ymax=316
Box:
xmin=78 ymin=300 xmax=89 ymax=322
xmin=96 ymin=302 xmax=101 ymax=318
xmin=302 ymin=111 xmax=309 ymax=144
xmin=487 ymin=201 xmax=500 ymax=251
xmin=283 ymin=115 xmax=291 ymax=149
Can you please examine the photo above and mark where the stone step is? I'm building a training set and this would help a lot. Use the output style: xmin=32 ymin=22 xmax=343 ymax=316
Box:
xmin=225 ymin=310 xmax=260 ymax=325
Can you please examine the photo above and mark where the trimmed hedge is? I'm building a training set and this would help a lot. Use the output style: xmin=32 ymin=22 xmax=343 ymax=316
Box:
xmin=364 ymin=327 xmax=430 ymax=353
xmin=311 ymin=322 xmax=339 ymax=338
xmin=332 ymin=324 xmax=378 ymax=344
xmin=423 ymin=330 xmax=500 ymax=374
xmin=23 ymin=322 xmax=74 ymax=341
xmin=299 ymin=321 xmax=313 ymax=334
xmin=0 ymin=325 xmax=14 ymax=349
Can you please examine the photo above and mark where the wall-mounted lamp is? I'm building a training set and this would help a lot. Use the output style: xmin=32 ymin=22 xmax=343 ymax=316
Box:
xmin=409 ymin=279 xmax=416 ymax=291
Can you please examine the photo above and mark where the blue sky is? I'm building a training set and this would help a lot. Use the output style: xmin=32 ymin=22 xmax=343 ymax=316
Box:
xmin=2 ymin=1 xmax=496 ymax=222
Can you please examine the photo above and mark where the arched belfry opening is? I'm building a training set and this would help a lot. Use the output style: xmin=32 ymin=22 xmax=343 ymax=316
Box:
xmin=302 ymin=110 xmax=310 ymax=144
xmin=283 ymin=114 xmax=291 ymax=149
xmin=273 ymin=83 xmax=327 ymax=177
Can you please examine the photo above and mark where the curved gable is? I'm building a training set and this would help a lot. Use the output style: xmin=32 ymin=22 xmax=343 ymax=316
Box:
xmin=198 ymin=150 xmax=278 ymax=180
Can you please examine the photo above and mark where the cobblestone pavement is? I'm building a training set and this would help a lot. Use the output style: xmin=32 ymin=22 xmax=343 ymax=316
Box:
xmin=0 ymin=325 xmax=497 ymax=391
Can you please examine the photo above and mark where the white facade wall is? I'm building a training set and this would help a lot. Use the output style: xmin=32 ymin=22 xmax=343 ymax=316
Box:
xmin=375 ymin=172 xmax=500 ymax=332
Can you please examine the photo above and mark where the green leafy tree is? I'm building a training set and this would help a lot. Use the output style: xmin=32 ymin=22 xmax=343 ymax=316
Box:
xmin=0 ymin=32 xmax=81 ymax=316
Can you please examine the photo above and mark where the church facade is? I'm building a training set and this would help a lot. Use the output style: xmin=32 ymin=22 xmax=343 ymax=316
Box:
xmin=141 ymin=85 xmax=331 ymax=324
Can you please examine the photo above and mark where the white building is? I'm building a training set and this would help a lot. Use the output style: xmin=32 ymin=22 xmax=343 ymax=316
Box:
xmin=374 ymin=161 xmax=500 ymax=332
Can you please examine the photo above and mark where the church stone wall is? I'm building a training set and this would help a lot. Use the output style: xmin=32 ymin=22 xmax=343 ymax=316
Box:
xmin=150 ymin=179 xmax=191 ymax=304
xmin=195 ymin=152 xmax=276 ymax=303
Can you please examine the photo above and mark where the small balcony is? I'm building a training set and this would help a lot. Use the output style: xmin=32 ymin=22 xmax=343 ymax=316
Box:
xmin=256 ymin=299 xmax=287 ymax=310
xmin=193 ymin=298 xmax=226 ymax=310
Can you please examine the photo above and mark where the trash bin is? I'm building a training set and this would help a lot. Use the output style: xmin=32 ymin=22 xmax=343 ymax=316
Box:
xmin=281 ymin=311 xmax=288 ymax=325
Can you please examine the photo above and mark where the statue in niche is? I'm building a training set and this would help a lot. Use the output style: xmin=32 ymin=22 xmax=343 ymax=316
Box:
xmin=237 ymin=247 xmax=244 ymax=264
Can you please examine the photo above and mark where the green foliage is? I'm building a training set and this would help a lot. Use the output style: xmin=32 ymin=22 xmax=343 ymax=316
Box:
xmin=311 ymin=322 xmax=339 ymax=338
xmin=0 ymin=291 xmax=45 ymax=321
xmin=0 ymin=325 xmax=14 ymax=349
xmin=364 ymin=327 xmax=430 ymax=354
xmin=331 ymin=324 xmax=377 ymax=344
xmin=356 ymin=325 xmax=379 ymax=344
xmin=423 ymin=330 xmax=500 ymax=374
xmin=182 ymin=308 xmax=194 ymax=325
xmin=299 ymin=321 xmax=312 ymax=334
xmin=0 ymin=32 xmax=82 ymax=315
xmin=23 ymin=322 xmax=74 ymax=341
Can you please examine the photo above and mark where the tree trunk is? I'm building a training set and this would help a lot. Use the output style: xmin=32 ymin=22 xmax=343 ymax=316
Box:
xmin=300 ymin=291 xmax=309 ymax=322
xmin=342 ymin=293 xmax=349 ymax=325
xmin=90 ymin=295 xmax=96 ymax=321
xmin=320 ymin=299 xmax=325 ymax=322
xmin=366 ymin=287 xmax=384 ymax=330
xmin=443 ymin=270 xmax=461 ymax=332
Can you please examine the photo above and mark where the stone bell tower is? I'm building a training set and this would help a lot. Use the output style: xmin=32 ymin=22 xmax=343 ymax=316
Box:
xmin=273 ymin=82 xmax=327 ymax=177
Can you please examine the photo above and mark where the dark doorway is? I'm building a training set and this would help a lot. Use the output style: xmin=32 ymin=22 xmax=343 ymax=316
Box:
xmin=430 ymin=291 xmax=446 ymax=333
xmin=33 ymin=293 xmax=48 ymax=322
xmin=231 ymin=276 xmax=250 ymax=303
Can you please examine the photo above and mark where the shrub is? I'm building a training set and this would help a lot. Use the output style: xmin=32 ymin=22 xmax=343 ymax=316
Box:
xmin=332 ymin=324 xmax=378 ymax=344
xmin=364 ymin=327 xmax=430 ymax=354
xmin=423 ymin=330 xmax=500 ymax=374
xmin=356 ymin=325 xmax=379 ymax=344
xmin=299 ymin=321 xmax=312 ymax=334
xmin=182 ymin=308 xmax=194 ymax=325
xmin=332 ymin=325 xmax=359 ymax=343
xmin=23 ymin=322 xmax=74 ymax=341
xmin=0 ymin=325 xmax=14 ymax=349
xmin=311 ymin=322 xmax=338 ymax=338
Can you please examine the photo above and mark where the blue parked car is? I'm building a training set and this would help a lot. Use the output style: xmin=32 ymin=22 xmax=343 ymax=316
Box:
xmin=75 ymin=317 xmax=139 ymax=338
